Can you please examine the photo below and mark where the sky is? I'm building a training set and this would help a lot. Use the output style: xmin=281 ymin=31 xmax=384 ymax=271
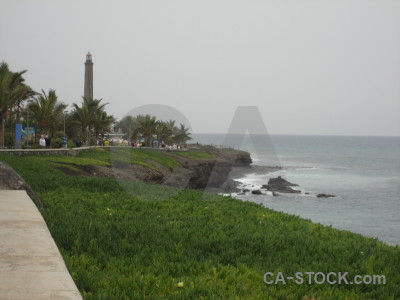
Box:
xmin=1 ymin=0 xmax=399 ymax=136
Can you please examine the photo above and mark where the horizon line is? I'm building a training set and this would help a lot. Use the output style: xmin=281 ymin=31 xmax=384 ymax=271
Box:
xmin=191 ymin=133 xmax=400 ymax=138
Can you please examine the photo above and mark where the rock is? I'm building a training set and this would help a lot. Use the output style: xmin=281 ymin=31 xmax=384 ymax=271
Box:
xmin=272 ymin=192 xmax=280 ymax=196
xmin=268 ymin=176 xmax=298 ymax=186
xmin=264 ymin=176 xmax=300 ymax=194
xmin=316 ymin=193 xmax=336 ymax=198
xmin=0 ymin=162 xmax=43 ymax=209
xmin=243 ymin=189 xmax=250 ymax=193
xmin=251 ymin=190 xmax=263 ymax=195
xmin=220 ymin=179 xmax=241 ymax=193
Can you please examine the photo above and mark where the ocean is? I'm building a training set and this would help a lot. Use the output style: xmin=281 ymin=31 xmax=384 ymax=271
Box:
xmin=191 ymin=133 xmax=400 ymax=245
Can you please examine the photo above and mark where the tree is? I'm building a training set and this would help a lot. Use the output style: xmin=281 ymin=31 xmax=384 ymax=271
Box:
xmin=165 ymin=120 xmax=178 ymax=145
xmin=83 ymin=97 xmax=107 ymax=124
xmin=174 ymin=123 xmax=192 ymax=147
xmin=155 ymin=121 xmax=173 ymax=144
xmin=0 ymin=62 xmax=34 ymax=147
xmin=94 ymin=111 xmax=115 ymax=138
xmin=63 ymin=111 xmax=79 ymax=141
xmin=165 ymin=120 xmax=177 ymax=131
xmin=117 ymin=115 xmax=139 ymax=141
xmin=72 ymin=97 xmax=113 ymax=145
xmin=71 ymin=102 xmax=91 ymax=144
xmin=136 ymin=115 xmax=157 ymax=147
xmin=28 ymin=89 xmax=67 ymax=139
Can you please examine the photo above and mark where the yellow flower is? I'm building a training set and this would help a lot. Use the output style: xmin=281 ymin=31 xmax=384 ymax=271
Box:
xmin=177 ymin=282 xmax=184 ymax=287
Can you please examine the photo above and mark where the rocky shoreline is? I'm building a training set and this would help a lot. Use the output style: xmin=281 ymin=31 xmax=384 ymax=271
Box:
xmin=233 ymin=175 xmax=336 ymax=198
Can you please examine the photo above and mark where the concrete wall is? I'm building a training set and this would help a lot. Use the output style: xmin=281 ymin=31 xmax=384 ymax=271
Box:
xmin=0 ymin=146 xmax=188 ymax=156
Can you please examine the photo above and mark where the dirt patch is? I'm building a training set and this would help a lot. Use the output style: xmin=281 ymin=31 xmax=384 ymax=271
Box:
xmin=53 ymin=166 xmax=83 ymax=176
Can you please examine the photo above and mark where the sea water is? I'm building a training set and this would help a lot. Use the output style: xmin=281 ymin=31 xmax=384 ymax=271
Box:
xmin=192 ymin=134 xmax=400 ymax=245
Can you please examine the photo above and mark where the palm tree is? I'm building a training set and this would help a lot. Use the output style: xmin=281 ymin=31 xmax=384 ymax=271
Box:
xmin=63 ymin=111 xmax=80 ymax=142
xmin=11 ymin=74 xmax=35 ymax=124
xmin=72 ymin=102 xmax=91 ymax=144
xmin=117 ymin=115 xmax=139 ymax=141
xmin=72 ymin=97 xmax=111 ymax=145
xmin=155 ymin=121 xmax=173 ymax=144
xmin=165 ymin=120 xmax=178 ymax=145
xmin=165 ymin=120 xmax=177 ymax=131
xmin=136 ymin=115 xmax=157 ymax=147
xmin=28 ymin=89 xmax=67 ymax=139
xmin=0 ymin=62 xmax=34 ymax=147
xmin=94 ymin=111 xmax=115 ymax=139
xmin=174 ymin=123 xmax=192 ymax=147
xmin=83 ymin=97 xmax=107 ymax=123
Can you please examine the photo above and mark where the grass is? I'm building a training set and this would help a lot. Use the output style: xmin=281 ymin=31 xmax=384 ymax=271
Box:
xmin=27 ymin=148 xmax=181 ymax=172
xmin=129 ymin=149 xmax=180 ymax=170
xmin=87 ymin=147 xmax=181 ymax=171
xmin=0 ymin=151 xmax=399 ymax=299
xmin=175 ymin=150 xmax=214 ymax=159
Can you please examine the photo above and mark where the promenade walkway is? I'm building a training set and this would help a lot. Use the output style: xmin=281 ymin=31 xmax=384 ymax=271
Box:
xmin=0 ymin=145 xmax=188 ymax=157
xmin=0 ymin=190 xmax=82 ymax=300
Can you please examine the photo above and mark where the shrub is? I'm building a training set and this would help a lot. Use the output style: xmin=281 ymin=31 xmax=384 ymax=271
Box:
xmin=67 ymin=141 xmax=76 ymax=148
xmin=4 ymin=131 xmax=15 ymax=148
xmin=52 ymin=137 xmax=62 ymax=148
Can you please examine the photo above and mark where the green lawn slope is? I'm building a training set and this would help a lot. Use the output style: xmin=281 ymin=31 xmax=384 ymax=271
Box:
xmin=0 ymin=149 xmax=399 ymax=299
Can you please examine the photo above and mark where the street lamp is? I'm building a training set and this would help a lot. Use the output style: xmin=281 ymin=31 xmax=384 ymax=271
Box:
xmin=26 ymin=99 xmax=33 ymax=147
xmin=63 ymin=110 xmax=68 ymax=148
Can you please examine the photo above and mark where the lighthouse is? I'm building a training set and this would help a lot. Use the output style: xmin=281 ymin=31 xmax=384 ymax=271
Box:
xmin=84 ymin=52 xmax=93 ymax=99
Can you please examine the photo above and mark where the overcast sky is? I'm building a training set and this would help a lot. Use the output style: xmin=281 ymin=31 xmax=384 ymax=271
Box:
xmin=1 ymin=0 xmax=399 ymax=136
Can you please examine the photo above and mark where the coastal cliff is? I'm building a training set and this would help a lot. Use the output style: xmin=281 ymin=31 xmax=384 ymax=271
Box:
xmin=126 ymin=146 xmax=253 ymax=190
xmin=49 ymin=146 xmax=253 ymax=192
xmin=166 ymin=145 xmax=252 ymax=190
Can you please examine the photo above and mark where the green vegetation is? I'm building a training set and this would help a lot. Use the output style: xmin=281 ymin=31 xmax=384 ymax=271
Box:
xmin=1 ymin=150 xmax=399 ymax=299
xmin=0 ymin=61 xmax=35 ymax=147
xmin=71 ymin=97 xmax=114 ymax=145
xmin=0 ymin=61 xmax=116 ymax=148
xmin=79 ymin=148 xmax=180 ymax=171
xmin=0 ymin=61 xmax=191 ymax=149
xmin=176 ymin=150 xmax=214 ymax=159
xmin=28 ymin=89 xmax=67 ymax=138
xmin=128 ymin=149 xmax=180 ymax=170
xmin=116 ymin=115 xmax=192 ymax=148
xmin=46 ymin=154 xmax=110 ymax=167
xmin=20 ymin=148 xmax=180 ymax=172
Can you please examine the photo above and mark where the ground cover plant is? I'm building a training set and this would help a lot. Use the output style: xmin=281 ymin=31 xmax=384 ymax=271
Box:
xmin=32 ymin=148 xmax=181 ymax=172
xmin=175 ymin=150 xmax=214 ymax=159
xmin=1 ymin=150 xmax=399 ymax=299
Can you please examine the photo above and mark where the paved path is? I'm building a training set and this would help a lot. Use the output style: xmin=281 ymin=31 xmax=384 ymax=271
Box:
xmin=0 ymin=190 xmax=82 ymax=300
xmin=0 ymin=145 xmax=188 ymax=157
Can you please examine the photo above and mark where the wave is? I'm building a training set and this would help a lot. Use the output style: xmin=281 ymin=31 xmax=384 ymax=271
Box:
xmin=292 ymin=167 xmax=321 ymax=171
